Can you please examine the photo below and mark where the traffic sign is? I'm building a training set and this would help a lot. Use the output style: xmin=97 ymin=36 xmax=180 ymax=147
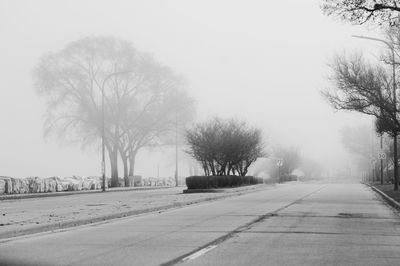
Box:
xmin=378 ymin=152 xmax=386 ymax=160
xmin=276 ymin=159 xmax=283 ymax=167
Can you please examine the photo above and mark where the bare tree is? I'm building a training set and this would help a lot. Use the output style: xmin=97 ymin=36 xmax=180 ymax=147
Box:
xmin=321 ymin=0 xmax=400 ymax=26
xmin=340 ymin=125 xmax=379 ymax=158
xmin=273 ymin=146 xmax=301 ymax=175
xmin=185 ymin=118 xmax=264 ymax=177
xmin=322 ymin=53 xmax=400 ymax=136
xmin=117 ymin=62 xmax=195 ymax=186
xmin=34 ymin=36 xmax=195 ymax=187
xmin=34 ymin=37 xmax=139 ymax=186
xmin=339 ymin=124 xmax=381 ymax=171
xmin=298 ymin=157 xmax=326 ymax=180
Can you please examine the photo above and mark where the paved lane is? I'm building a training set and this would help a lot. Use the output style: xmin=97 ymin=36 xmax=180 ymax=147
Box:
xmin=184 ymin=184 xmax=400 ymax=266
xmin=0 ymin=185 xmax=265 ymax=239
xmin=0 ymin=183 xmax=322 ymax=266
xmin=1 ymin=183 xmax=398 ymax=266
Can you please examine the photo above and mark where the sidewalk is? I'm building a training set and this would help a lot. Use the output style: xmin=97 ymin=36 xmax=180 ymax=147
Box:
xmin=0 ymin=184 xmax=271 ymax=240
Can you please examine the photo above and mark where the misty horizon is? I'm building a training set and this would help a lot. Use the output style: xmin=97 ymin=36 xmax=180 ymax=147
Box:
xmin=0 ymin=0 xmax=383 ymax=179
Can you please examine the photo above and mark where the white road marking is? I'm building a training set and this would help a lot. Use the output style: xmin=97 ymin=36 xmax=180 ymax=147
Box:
xmin=182 ymin=245 xmax=218 ymax=262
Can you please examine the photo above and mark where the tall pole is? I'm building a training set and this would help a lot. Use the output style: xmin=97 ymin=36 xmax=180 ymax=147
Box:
xmin=352 ymin=35 xmax=398 ymax=190
xmin=175 ymin=114 xmax=179 ymax=187
xmin=380 ymin=134 xmax=384 ymax=185
xmin=392 ymin=46 xmax=398 ymax=190
xmin=101 ymin=85 xmax=106 ymax=192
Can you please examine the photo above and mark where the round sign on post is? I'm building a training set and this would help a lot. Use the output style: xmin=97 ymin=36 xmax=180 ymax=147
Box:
xmin=378 ymin=152 xmax=386 ymax=160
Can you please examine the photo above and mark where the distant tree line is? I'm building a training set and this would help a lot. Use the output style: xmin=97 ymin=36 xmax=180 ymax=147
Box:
xmin=34 ymin=37 xmax=195 ymax=187
xmin=273 ymin=146 xmax=301 ymax=176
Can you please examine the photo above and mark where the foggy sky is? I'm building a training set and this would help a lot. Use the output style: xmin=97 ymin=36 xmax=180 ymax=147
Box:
xmin=0 ymin=0 xmax=382 ymax=178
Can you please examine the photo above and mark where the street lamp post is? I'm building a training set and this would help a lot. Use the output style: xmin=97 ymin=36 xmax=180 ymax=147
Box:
xmin=352 ymin=35 xmax=398 ymax=190
xmin=175 ymin=112 xmax=179 ymax=187
xmin=101 ymin=78 xmax=110 ymax=192
xmin=102 ymin=85 xmax=106 ymax=192
xmin=380 ymin=134 xmax=384 ymax=185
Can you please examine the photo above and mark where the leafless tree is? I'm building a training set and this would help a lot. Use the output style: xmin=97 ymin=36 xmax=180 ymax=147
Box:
xmin=339 ymin=124 xmax=381 ymax=171
xmin=34 ymin=36 xmax=195 ymax=187
xmin=273 ymin=146 xmax=301 ymax=175
xmin=321 ymin=0 xmax=400 ymax=26
xmin=119 ymin=77 xmax=195 ymax=186
xmin=340 ymin=125 xmax=379 ymax=158
xmin=185 ymin=118 xmax=264 ymax=177
xmin=322 ymin=53 xmax=400 ymax=136
xmin=298 ymin=157 xmax=326 ymax=179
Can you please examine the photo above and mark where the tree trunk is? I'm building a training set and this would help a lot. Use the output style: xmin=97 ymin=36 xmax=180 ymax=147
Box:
xmin=110 ymin=142 xmax=119 ymax=187
xmin=107 ymin=148 xmax=113 ymax=185
xmin=209 ymin=161 xmax=216 ymax=176
xmin=121 ymin=152 xmax=129 ymax=187
xmin=242 ymin=168 xmax=248 ymax=176
xmin=201 ymin=161 xmax=208 ymax=176
xmin=227 ymin=164 xmax=232 ymax=175
xmin=242 ymin=160 xmax=252 ymax=177
xmin=128 ymin=150 xmax=137 ymax=186
xmin=238 ymin=162 xmax=245 ymax=176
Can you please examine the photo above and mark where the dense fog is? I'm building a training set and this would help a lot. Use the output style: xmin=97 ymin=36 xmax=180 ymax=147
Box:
xmin=0 ymin=0 xmax=382 ymax=180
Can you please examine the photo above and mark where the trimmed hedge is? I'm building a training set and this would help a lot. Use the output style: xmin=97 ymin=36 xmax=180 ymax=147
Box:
xmin=186 ymin=175 xmax=263 ymax=189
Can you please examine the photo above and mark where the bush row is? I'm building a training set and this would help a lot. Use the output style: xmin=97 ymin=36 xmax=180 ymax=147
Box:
xmin=186 ymin=175 xmax=264 ymax=189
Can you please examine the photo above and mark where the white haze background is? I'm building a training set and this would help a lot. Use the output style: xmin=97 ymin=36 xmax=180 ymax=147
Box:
xmin=0 ymin=0 xmax=382 ymax=178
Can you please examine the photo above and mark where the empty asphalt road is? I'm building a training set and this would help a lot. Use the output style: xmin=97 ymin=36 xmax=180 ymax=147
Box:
xmin=1 ymin=182 xmax=399 ymax=266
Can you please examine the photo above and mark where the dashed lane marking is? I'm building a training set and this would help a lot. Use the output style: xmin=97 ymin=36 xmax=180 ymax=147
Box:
xmin=181 ymin=245 xmax=218 ymax=262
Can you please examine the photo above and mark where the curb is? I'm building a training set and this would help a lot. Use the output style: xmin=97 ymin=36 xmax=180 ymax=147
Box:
xmin=0 ymin=184 xmax=268 ymax=240
xmin=182 ymin=184 xmax=265 ymax=193
xmin=0 ymin=186 xmax=174 ymax=201
xmin=183 ymin=189 xmax=225 ymax=193
xmin=368 ymin=184 xmax=400 ymax=210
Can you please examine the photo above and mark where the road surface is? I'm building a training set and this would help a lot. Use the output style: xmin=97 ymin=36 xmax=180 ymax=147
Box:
xmin=1 ymin=182 xmax=399 ymax=266
xmin=0 ymin=185 xmax=264 ymax=239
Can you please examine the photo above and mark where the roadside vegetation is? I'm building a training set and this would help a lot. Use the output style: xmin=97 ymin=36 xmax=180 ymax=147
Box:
xmin=321 ymin=1 xmax=400 ymax=190
xmin=184 ymin=118 xmax=264 ymax=189
xmin=184 ymin=118 xmax=324 ymax=189
xmin=185 ymin=118 xmax=264 ymax=177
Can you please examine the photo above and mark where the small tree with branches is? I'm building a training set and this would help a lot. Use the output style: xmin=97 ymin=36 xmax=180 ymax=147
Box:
xmin=185 ymin=118 xmax=264 ymax=177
